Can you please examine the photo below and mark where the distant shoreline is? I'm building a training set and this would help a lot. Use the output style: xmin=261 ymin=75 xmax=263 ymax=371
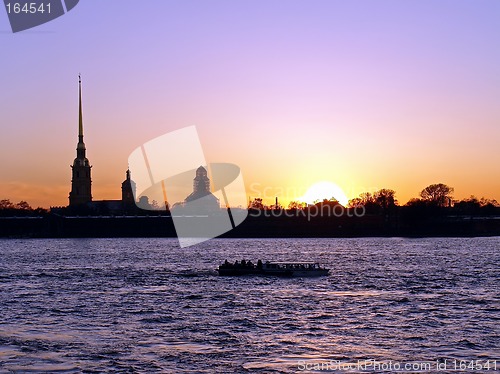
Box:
xmin=1 ymin=214 xmax=499 ymax=239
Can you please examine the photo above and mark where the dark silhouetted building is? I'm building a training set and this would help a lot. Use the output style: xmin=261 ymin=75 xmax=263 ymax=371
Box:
xmin=69 ymin=75 xmax=92 ymax=206
xmin=66 ymin=77 xmax=136 ymax=214
xmin=121 ymin=168 xmax=136 ymax=206
xmin=185 ymin=166 xmax=219 ymax=204
xmin=173 ymin=166 xmax=220 ymax=214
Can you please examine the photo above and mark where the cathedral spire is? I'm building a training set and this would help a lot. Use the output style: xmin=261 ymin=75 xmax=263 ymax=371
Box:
xmin=69 ymin=74 xmax=92 ymax=207
xmin=78 ymin=74 xmax=83 ymax=142
xmin=76 ymin=75 xmax=86 ymax=159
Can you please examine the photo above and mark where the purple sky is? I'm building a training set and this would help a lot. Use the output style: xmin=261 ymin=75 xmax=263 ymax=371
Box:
xmin=1 ymin=0 xmax=499 ymax=207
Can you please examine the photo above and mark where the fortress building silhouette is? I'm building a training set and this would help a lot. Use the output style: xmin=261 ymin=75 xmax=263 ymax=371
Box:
xmin=66 ymin=76 xmax=216 ymax=215
xmin=67 ymin=76 xmax=136 ymax=213
xmin=185 ymin=166 xmax=219 ymax=205
xmin=172 ymin=166 xmax=220 ymax=213
xmin=68 ymin=75 xmax=92 ymax=206
xmin=121 ymin=168 xmax=136 ymax=205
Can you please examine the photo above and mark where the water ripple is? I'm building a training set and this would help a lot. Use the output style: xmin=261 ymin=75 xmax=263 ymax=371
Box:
xmin=0 ymin=237 xmax=498 ymax=373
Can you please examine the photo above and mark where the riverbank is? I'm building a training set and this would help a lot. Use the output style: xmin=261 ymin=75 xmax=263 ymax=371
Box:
xmin=1 ymin=213 xmax=499 ymax=238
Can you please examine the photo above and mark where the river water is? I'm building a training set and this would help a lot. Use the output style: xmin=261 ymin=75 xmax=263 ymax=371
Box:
xmin=0 ymin=238 xmax=498 ymax=373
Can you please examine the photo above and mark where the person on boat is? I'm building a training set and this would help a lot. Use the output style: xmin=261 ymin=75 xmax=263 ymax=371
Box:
xmin=257 ymin=260 xmax=263 ymax=269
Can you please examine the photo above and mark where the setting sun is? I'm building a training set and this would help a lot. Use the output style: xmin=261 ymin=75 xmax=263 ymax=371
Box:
xmin=299 ymin=182 xmax=349 ymax=206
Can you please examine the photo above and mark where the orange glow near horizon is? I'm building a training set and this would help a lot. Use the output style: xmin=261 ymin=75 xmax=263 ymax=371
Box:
xmin=1 ymin=120 xmax=499 ymax=209
xmin=1 ymin=166 xmax=500 ymax=210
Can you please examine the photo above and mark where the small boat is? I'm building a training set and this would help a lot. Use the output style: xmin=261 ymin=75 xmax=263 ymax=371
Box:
xmin=217 ymin=260 xmax=329 ymax=277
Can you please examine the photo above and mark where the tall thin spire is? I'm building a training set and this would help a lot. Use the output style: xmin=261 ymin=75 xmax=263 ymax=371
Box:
xmin=70 ymin=74 xmax=92 ymax=206
xmin=78 ymin=74 xmax=84 ymax=142
xmin=76 ymin=74 xmax=86 ymax=159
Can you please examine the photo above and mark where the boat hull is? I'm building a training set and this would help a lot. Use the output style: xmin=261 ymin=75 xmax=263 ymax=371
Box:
xmin=217 ymin=267 xmax=329 ymax=277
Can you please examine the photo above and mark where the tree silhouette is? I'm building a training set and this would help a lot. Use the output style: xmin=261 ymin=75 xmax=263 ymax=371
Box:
xmin=0 ymin=199 xmax=14 ymax=210
xmin=15 ymin=201 xmax=31 ymax=210
xmin=359 ymin=192 xmax=375 ymax=206
xmin=0 ymin=199 xmax=47 ymax=217
xmin=374 ymin=189 xmax=397 ymax=210
xmin=348 ymin=189 xmax=397 ymax=214
xmin=288 ymin=201 xmax=305 ymax=210
xmin=405 ymin=198 xmax=425 ymax=207
xmin=347 ymin=197 xmax=363 ymax=208
xmin=479 ymin=197 xmax=499 ymax=207
xmin=348 ymin=192 xmax=375 ymax=208
xmin=420 ymin=183 xmax=454 ymax=207
xmin=454 ymin=195 xmax=481 ymax=216
xmin=249 ymin=198 xmax=265 ymax=210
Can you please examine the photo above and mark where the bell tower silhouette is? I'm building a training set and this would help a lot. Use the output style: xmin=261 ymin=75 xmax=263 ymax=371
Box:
xmin=69 ymin=75 xmax=92 ymax=206
xmin=121 ymin=168 xmax=136 ymax=205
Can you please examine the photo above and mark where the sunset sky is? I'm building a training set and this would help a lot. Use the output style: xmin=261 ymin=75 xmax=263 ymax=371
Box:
xmin=1 ymin=1 xmax=499 ymax=208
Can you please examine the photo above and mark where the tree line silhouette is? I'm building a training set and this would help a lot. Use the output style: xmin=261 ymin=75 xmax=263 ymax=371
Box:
xmin=0 ymin=199 xmax=48 ymax=217
xmin=1 ymin=183 xmax=499 ymax=237
xmin=249 ymin=183 xmax=499 ymax=219
xmin=1 ymin=183 xmax=499 ymax=219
